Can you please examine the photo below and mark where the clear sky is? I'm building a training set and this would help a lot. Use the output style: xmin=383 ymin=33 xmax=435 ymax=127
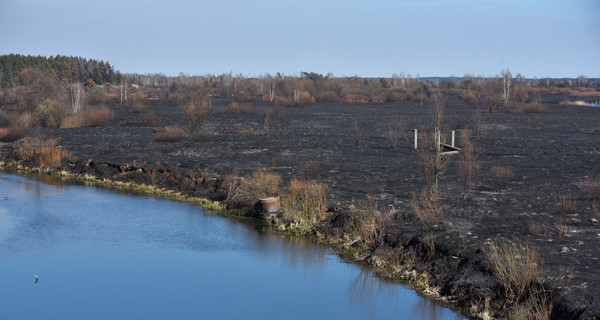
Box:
xmin=1 ymin=0 xmax=598 ymax=78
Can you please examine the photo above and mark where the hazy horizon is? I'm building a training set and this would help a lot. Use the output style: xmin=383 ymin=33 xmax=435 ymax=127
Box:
xmin=1 ymin=0 xmax=599 ymax=78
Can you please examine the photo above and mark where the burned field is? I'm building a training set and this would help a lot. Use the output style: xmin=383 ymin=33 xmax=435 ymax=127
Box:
xmin=2 ymin=92 xmax=600 ymax=319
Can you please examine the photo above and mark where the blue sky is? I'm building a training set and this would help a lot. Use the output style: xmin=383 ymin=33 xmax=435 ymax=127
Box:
xmin=1 ymin=0 xmax=598 ymax=78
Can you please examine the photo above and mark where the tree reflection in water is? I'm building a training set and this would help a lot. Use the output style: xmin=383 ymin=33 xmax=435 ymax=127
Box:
xmin=348 ymin=270 xmax=463 ymax=320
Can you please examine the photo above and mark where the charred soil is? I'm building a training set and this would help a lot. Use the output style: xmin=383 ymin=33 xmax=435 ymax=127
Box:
xmin=2 ymin=93 xmax=600 ymax=319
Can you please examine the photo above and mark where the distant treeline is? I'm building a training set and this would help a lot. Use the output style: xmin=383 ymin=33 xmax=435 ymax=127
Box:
xmin=0 ymin=54 xmax=121 ymax=87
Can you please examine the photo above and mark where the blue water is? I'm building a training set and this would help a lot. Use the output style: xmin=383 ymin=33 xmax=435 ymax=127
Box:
xmin=0 ymin=173 xmax=462 ymax=319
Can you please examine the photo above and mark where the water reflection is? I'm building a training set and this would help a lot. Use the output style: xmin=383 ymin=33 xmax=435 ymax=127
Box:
xmin=411 ymin=298 xmax=463 ymax=320
xmin=348 ymin=270 xmax=399 ymax=317
xmin=0 ymin=173 xmax=463 ymax=320
xmin=280 ymin=234 xmax=328 ymax=276
xmin=0 ymin=173 xmax=65 ymax=198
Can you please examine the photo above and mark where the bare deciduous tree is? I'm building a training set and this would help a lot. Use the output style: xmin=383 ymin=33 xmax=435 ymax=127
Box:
xmin=120 ymin=79 xmax=127 ymax=104
xmin=182 ymin=84 xmax=211 ymax=135
xmin=418 ymin=129 xmax=448 ymax=190
xmin=417 ymin=92 xmax=447 ymax=190
xmin=478 ymin=79 xmax=502 ymax=113
xmin=502 ymin=69 xmax=512 ymax=104
xmin=386 ymin=114 xmax=403 ymax=149
xmin=70 ymin=82 xmax=83 ymax=114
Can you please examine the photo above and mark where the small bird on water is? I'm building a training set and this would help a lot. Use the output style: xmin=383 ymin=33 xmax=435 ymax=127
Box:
xmin=34 ymin=275 xmax=38 ymax=284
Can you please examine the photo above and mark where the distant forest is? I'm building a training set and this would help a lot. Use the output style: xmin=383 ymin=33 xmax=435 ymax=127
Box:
xmin=0 ymin=54 xmax=121 ymax=87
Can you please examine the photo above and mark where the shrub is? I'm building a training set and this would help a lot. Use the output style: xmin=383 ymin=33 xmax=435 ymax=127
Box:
xmin=83 ymin=106 xmax=114 ymax=127
xmin=348 ymin=199 xmax=393 ymax=247
xmin=411 ymin=187 xmax=444 ymax=229
xmin=555 ymin=191 xmax=577 ymax=215
xmin=37 ymin=99 xmax=67 ymax=128
xmin=184 ymin=102 xmax=208 ymax=135
xmin=60 ymin=116 xmax=84 ymax=128
xmin=471 ymin=109 xmax=484 ymax=139
xmin=155 ymin=125 xmax=186 ymax=142
xmin=513 ymin=86 xmax=529 ymax=103
xmin=132 ymin=103 xmax=150 ymax=113
xmin=582 ymin=177 xmax=600 ymax=199
xmin=314 ymin=90 xmax=339 ymax=102
xmin=222 ymin=102 xmax=253 ymax=114
xmin=592 ymin=202 xmax=600 ymax=218
xmin=386 ymin=115 xmax=403 ymax=149
xmin=129 ymin=91 xmax=147 ymax=101
xmin=141 ymin=112 xmax=158 ymax=127
xmin=284 ymin=90 xmax=315 ymax=106
xmin=226 ymin=169 xmax=281 ymax=209
xmin=0 ymin=127 xmax=25 ymax=142
xmin=417 ymin=129 xmax=448 ymax=189
xmin=504 ymin=101 xmax=523 ymax=113
xmin=523 ymin=102 xmax=548 ymax=114
xmin=12 ymin=112 xmax=39 ymax=128
xmin=508 ymin=292 xmax=552 ymax=320
xmin=108 ymin=91 xmax=120 ymax=101
xmin=490 ymin=166 xmax=513 ymax=191
xmin=341 ymin=93 xmax=369 ymax=103
xmin=17 ymin=137 xmax=69 ymax=167
xmin=483 ymin=239 xmax=540 ymax=303
xmin=281 ymin=178 xmax=328 ymax=230
xmin=461 ymin=90 xmax=478 ymax=105
xmin=413 ymin=93 xmax=428 ymax=106
xmin=85 ymin=88 xmax=109 ymax=105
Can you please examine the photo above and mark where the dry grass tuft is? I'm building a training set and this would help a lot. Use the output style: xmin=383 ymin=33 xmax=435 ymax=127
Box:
xmin=227 ymin=169 xmax=281 ymax=209
xmin=592 ymin=202 xmax=600 ymax=218
xmin=132 ymin=103 xmax=150 ymax=113
xmin=155 ymin=125 xmax=186 ymax=142
xmin=17 ymin=137 xmax=69 ymax=167
xmin=60 ymin=115 xmax=84 ymax=128
xmin=281 ymin=178 xmax=328 ymax=230
xmin=141 ymin=112 xmax=158 ymax=127
xmin=555 ymin=191 xmax=577 ymax=215
xmin=582 ymin=177 xmax=600 ymax=200
xmin=523 ymin=102 xmax=549 ymax=114
xmin=129 ymin=91 xmax=147 ymax=101
xmin=508 ymin=290 xmax=552 ymax=320
xmin=411 ymin=187 xmax=444 ymax=229
xmin=483 ymin=239 xmax=541 ymax=303
xmin=505 ymin=101 xmax=548 ymax=114
xmin=222 ymin=102 xmax=253 ymax=114
xmin=489 ymin=166 xmax=514 ymax=191
xmin=83 ymin=106 xmax=114 ymax=127
xmin=348 ymin=199 xmax=394 ymax=247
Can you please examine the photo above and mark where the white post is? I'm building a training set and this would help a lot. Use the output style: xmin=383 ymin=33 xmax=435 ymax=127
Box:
xmin=414 ymin=129 xmax=418 ymax=150
xmin=452 ymin=130 xmax=455 ymax=148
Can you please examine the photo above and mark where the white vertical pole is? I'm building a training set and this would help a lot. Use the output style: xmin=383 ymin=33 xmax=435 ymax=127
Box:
xmin=414 ymin=129 xmax=418 ymax=150
xmin=452 ymin=130 xmax=455 ymax=148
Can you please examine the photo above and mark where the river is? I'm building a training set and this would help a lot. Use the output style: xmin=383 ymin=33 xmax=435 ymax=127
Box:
xmin=0 ymin=173 xmax=462 ymax=319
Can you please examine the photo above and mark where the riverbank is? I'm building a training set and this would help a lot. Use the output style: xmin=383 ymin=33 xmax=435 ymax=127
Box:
xmin=2 ymin=94 xmax=600 ymax=319
xmin=0 ymin=160 xmax=473 ymax=317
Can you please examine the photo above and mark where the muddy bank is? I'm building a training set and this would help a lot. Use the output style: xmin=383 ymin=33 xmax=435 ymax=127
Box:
xmin=0 ymin=156 xmax=593 ymax=320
